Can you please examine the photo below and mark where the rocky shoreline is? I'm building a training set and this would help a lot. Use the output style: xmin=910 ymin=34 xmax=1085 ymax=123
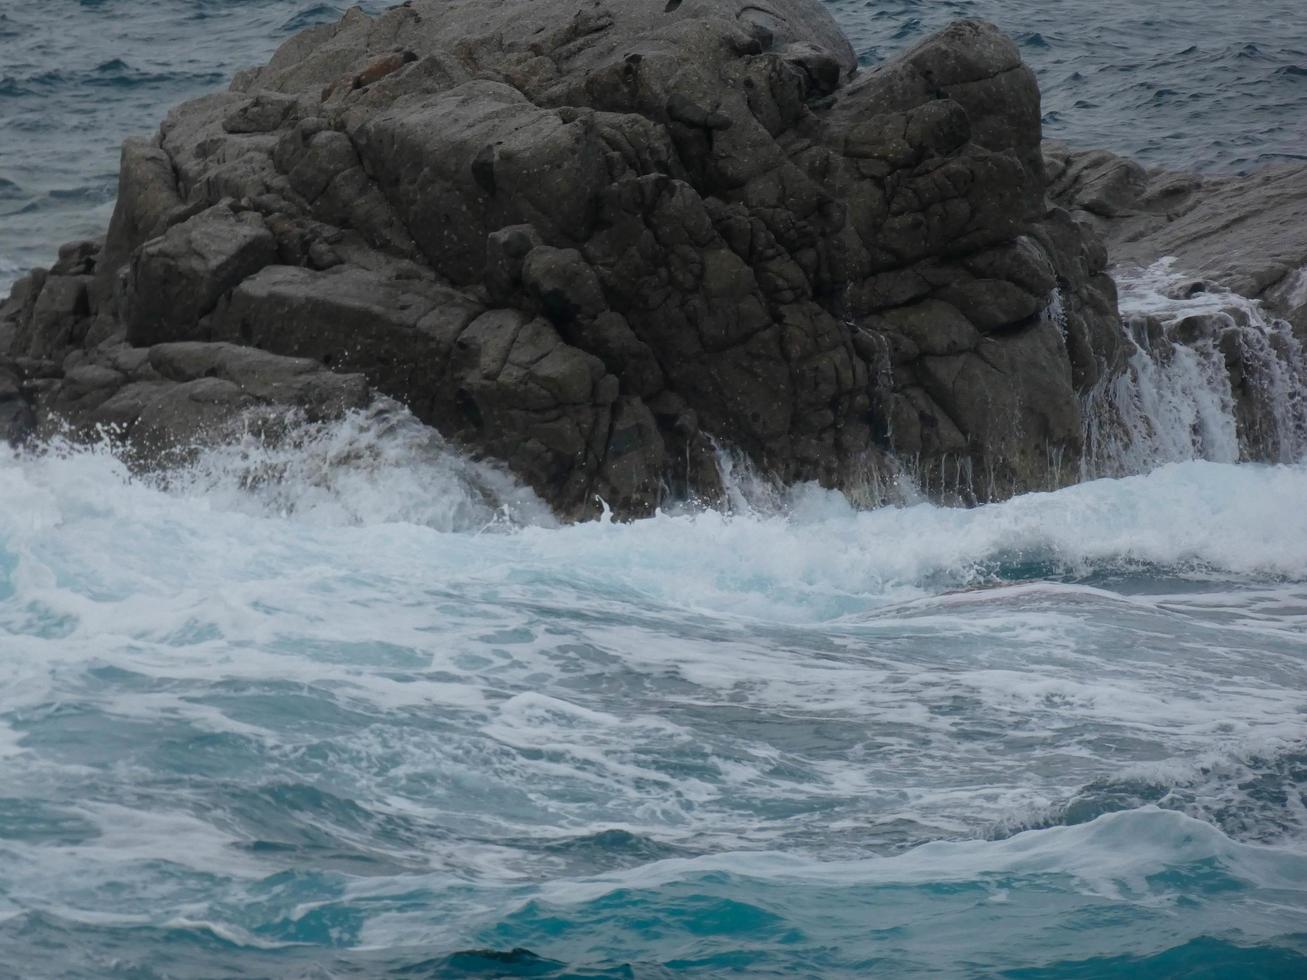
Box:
xmin=2 ymin=0 xmax=1303 ymax=518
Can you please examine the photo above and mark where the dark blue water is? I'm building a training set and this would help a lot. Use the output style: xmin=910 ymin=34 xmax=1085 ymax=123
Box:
xmin=2 ymin=3 xmax=1307 ymax=978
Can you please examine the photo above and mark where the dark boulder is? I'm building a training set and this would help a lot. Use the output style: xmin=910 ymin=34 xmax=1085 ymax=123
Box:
xmin=26 ymin=341 xmax=370 ymax=460
xmin=123 ymin=204 xmax=277 ymax=346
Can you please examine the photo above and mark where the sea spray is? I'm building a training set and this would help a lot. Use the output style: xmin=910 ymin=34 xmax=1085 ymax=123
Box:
xmin=152 ymin=399 xmax=558 ymax=531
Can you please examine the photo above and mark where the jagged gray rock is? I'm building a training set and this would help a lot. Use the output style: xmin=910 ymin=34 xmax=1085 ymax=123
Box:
xmin=0 ymin=365 xmax=34 ymax=447
xmin=1046 ymin=143 xmax=1307 ymax=331
xmin=2 ymin=1 xmax=1133 ymax=515
xmin=123 ymin=204 xmax=278 ymax=346
xmin=27 ymin=340 xmax=370 ymax=457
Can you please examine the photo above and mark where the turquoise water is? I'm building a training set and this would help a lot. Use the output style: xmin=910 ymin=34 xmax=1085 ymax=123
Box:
xmin=0 ymin=424 xmax=1305 ymax=977
xmin=2 ymin=1 xmax=1307 ymax=977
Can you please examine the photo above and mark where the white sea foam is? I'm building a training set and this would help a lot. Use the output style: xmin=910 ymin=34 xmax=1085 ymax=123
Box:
xmin=4 ymin=429 xmax=1307 ymax=628
xmin=157 ymin=401 xmax=558 ymax=531
xmin=1 ymin=435 xmax=1303 ymax=867
xmin=529 ymin=808 xmax=1307 ymax=898
xmin=352 ymin=810 xmax=1307 ymax=957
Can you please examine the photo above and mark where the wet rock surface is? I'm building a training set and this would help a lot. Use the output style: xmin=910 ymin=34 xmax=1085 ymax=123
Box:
xmin=1046 ymin=144 xmax=1307 ymax=470
xmin=2 ymin=0 xmax=1133 ymax=517
xmin=1047 ymin=143 xmax=1307 ymax=333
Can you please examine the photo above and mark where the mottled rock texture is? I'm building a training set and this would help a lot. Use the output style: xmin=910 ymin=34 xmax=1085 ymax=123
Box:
xmin=2 ymin=1 xmax=1129 ymax=517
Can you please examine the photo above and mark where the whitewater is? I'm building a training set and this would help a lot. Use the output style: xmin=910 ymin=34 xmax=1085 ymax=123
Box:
xmin=3 ymin=1 xmax=1307 ymax=978
xmin=2 ymin=272 xmax=1306 ymax=974
xmin=3 ymin=407 xmax=1306 ymax=976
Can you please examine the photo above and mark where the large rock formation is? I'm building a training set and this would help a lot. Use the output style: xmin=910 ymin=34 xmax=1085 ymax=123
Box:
xmin=1 ymin=0 xmax=1127 ymax=517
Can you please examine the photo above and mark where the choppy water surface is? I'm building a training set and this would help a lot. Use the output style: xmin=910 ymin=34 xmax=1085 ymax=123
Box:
xmin=2 ymin=1 xmax=1307 ymax=977
xmin=2 ymin=424 xmax=1306 ymax=978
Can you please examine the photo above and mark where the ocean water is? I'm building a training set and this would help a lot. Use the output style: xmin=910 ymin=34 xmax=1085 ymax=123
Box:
xmin=2 ymin=2 xmax=1307 ymax=978
xmin=1 ymin=418 xmax=1305 ymax=978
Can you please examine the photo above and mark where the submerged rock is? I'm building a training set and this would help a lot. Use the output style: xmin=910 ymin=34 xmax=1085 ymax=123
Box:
xmin=2 ymin=1 xmax=1131 ymax=517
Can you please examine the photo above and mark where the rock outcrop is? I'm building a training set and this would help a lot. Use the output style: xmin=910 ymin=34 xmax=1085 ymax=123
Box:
xmin=2 ymin=1 xmax=1128 ymax=517
xmin=1046 ymin=144 xmax=1307 ymax=332
xmin=1047 ymin=145 xmax=1307 ymax=467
